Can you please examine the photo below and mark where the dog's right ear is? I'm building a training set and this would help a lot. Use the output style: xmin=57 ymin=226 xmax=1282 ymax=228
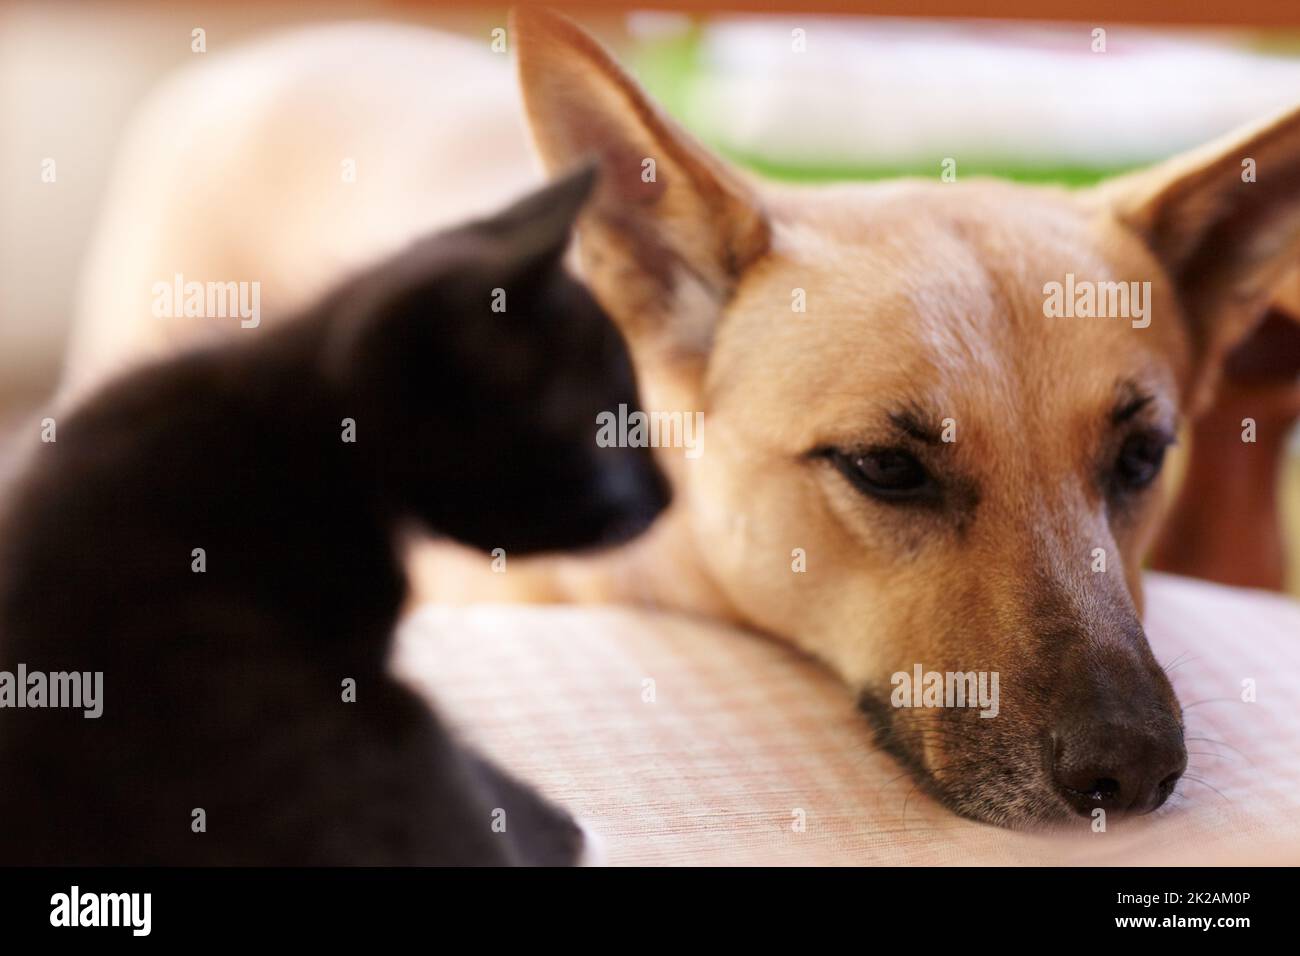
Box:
xmin=511 ymin=6 xmax=769 ymax=372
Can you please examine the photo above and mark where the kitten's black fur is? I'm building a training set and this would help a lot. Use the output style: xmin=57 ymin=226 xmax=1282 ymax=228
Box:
xmin=0 ymin=168 xmax=668 ymax=864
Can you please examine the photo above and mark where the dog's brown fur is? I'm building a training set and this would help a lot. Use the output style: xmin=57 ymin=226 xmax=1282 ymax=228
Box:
xmin=418 ymin=9 xmax=1300 ymax=826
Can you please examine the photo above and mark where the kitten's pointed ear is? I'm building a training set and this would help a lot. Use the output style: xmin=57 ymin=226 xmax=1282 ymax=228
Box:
xmin=322 ymin=167 xmax=596 ymax=385
xmin=1096 ymin=106 xmax=1300 ymax=408
xmin=474 ymin=163 xmax=597 ymax=276
xmin=511 ymin=6 xmax=769 ymax=366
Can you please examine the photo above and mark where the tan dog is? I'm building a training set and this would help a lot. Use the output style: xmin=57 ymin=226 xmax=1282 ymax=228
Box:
xmin=67 ymin=10 xmax=1300 ymax=828
xmin=473 ymin=9 xmax=1300 ymax=827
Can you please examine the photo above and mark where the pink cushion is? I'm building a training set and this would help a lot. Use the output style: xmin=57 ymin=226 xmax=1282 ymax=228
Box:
xmin=393 ymin=573 xmax=1300 ymax=865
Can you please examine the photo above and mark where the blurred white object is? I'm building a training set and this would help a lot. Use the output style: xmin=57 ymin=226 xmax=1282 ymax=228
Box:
xmin=65 ymin=21 xmax=540 ymax=398
xmin=689 ymin=18 xmax=1300 ymax=169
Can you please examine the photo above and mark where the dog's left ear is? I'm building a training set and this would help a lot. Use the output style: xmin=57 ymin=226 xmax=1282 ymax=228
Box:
xmin=1097 ymin=106 xmax=1300 ymax=410
xmin=511 ymin=6 xmax=770 ymax=375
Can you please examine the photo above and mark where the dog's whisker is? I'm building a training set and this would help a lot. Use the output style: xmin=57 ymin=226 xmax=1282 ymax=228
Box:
xmin=1179 ymin=774 xmax=1232 ymax=805
xmin=900 ymin=782 xmax=923 ymax=829
xmin=1186 ymin=749 xmax=1232 ymax=758
xmin=1183 ymin=734 xmax=1251 ymax=764
xmin=1160 ymin=651 xmax=1198 ymax=675
xmin=1180 ymin=697 xmax=1237 ymax=710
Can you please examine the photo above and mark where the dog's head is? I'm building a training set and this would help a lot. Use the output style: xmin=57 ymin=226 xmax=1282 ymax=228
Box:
xmin=513 ymin=9 xmax=1300 ymax=826
xmin=328 ymin=166 xmax=669 ymax=555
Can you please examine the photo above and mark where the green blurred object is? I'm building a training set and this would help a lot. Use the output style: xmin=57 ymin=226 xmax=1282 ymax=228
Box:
xmin=712 ymin=152 xmax=1137 ymax=186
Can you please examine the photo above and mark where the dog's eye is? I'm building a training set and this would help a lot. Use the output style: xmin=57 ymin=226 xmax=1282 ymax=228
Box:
xmin=826 ymin=448 xmax=935 ymax=502
xmin=1114 ymin=432 xmax=1169 ymax=491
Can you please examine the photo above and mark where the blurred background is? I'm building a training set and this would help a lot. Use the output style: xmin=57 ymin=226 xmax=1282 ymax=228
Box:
xmin=2 ymin=0 xmax=1299 ymax=587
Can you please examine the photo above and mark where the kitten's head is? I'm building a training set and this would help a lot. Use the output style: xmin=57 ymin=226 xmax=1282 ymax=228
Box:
xmin=329 ymin=166 xmax=670 ymax=554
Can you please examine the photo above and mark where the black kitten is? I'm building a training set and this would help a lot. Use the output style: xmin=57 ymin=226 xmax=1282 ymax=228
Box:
xmin=0 ymin=168 xmax=668 ymax=865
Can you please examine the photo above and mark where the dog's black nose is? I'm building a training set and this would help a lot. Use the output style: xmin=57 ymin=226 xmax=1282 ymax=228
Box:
xmin=1051 ymin=719 xmax=1187 ymax=817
